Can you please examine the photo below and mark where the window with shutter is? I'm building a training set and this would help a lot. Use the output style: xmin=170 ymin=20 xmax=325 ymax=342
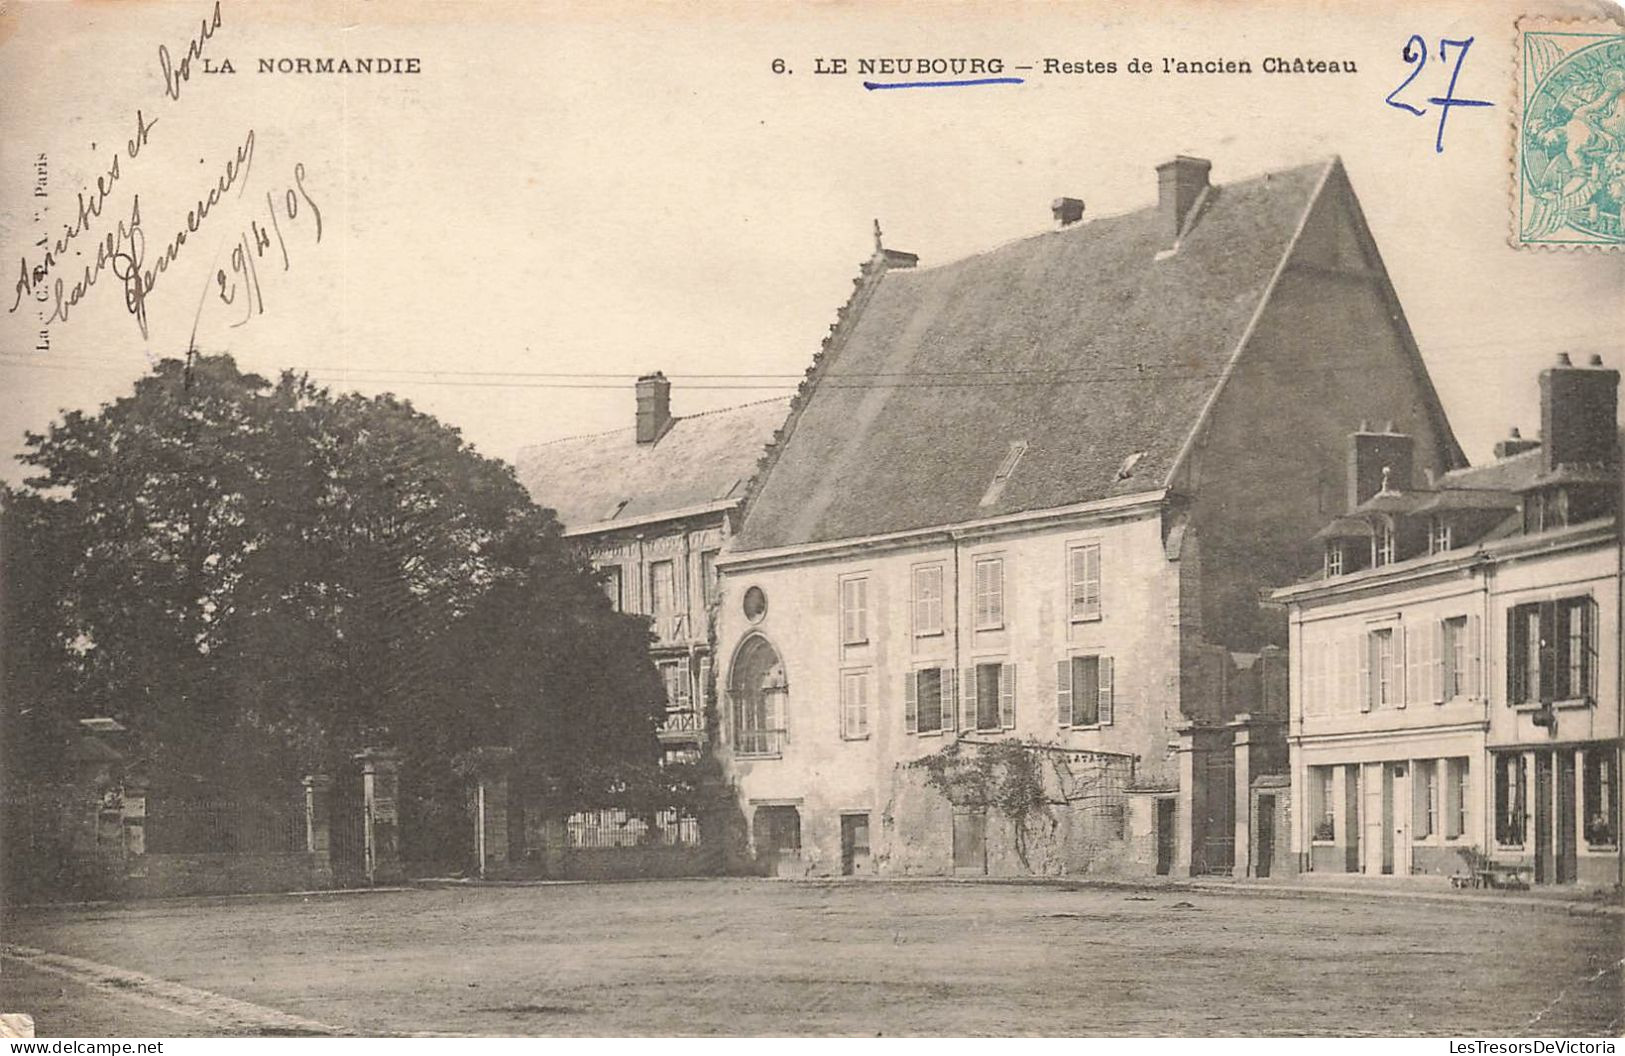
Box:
xmin=841 ymin=670 xmax=870 ymax=740
xmin=1070 ymin=655 xmax=1101 ymax=726
xmin=1056 ymin=658 xmax=1072 ymax=727
xmin=972 ymin=664 xmax=1001 ymax=730
xmin=912 ymin=565 xmax=944 ymax=637
xmin=1069 ymin=543 xmax=1102 ymax=622
xmin=840 ymin=577 xmax=869 ymax=646
xmin=917 ymin=668 xmax=945 ymax=734
xmin=973 ymin=557 xmax=1004 ymax=630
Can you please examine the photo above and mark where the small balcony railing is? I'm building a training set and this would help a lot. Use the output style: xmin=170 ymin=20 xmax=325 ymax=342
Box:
xmin=659 ymin=707 xmax=705 ymax=736
xmin=733 ymin=729 xmax=786 ymax=758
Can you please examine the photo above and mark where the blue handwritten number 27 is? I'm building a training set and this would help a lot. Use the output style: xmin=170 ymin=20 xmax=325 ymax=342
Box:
xmin=1385 ymin=35 xmax=1493 ymax=153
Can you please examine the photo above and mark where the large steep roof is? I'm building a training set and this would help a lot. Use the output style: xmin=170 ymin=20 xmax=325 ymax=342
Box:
xmin=515 ymin=398 xmax=791 ymax=532
xmin=734 ymin=159 xmax=1338 ymax=552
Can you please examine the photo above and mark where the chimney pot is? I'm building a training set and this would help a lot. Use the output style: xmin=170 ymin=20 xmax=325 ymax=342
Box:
xmin=1052 ymin=197 xmax=1086 ymax=227
xmin=635 ymin=371 xmax=672 ymax=445
xmin=1155 ymin=155 xmax=1212 ymax=241
xmin=1540 ymin=354 xmax=1620 ymax=471
xmin=1589 ymin=353 xmax=1605 ymax=367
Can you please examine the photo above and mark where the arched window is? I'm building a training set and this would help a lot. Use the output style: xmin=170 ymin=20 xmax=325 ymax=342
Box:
xmin=730 ymin=635 xmax=787 ymax=757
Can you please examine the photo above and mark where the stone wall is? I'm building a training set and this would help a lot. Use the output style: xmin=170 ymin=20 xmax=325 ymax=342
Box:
xmin=126 ymin=852 xmax=327 ymax=898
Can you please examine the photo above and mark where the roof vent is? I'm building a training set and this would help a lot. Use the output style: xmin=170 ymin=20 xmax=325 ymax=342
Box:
xmin=1116 ymin=451 xmax=1146 ymax=480
xmin=980 ymin=440 xmax=1028 ymax=507
xmin=1052 ymin=197 xmax=1085 ymax=227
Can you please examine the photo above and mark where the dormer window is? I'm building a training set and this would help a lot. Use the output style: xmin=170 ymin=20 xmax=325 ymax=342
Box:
xmin=1430 ymin=518 xmax=1452 ymax=554
xmin=1373 ymin=520 xmax=1396 ymax=567
xmin=1325 ymin=543 xmax=1345 ymax=577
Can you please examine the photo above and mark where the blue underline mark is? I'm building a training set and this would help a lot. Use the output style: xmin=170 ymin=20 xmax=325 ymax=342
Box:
xmin=863 ymin=77 xmax=1025 ymax=90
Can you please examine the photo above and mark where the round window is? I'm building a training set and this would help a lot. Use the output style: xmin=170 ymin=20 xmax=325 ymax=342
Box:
xmin=743 ymin=585 xmax=768 ymax=623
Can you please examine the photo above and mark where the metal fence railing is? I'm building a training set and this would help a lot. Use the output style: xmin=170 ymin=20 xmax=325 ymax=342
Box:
xmin=144 ymin=796 xmax=306 ymax=854
xmin=566 ymin=808 xmax=700 ymax=849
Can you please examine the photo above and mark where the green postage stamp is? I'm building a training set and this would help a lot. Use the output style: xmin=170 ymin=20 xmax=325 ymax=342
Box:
xmin=1515 ymin=17 xmax=1625 ymax=248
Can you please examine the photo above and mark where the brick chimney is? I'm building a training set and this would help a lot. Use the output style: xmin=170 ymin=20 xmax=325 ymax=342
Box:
xmin=1493 ymin=426 xmax=1541 ymax=460
xmin=1155 ymin=156 xmax=1212 ymax=238
xmin=1347 ymin=421 xmax=1414 ymax=509
xmin=1540 ymin=352 xmax=1619 ymax=472
xmin=635 ymin=371 xmax=672 ymax=445
xmin=1052 ymin=197 xmax=1085 ymax=227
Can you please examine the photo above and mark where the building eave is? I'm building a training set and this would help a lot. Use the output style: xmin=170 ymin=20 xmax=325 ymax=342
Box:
xmin=563 ymin=499 xmax=738 ymax=539
xmin=1273 ymin=516 xmax=1618 ymax=605
xmin=718 ymin=488 xmax=1167 ymax=572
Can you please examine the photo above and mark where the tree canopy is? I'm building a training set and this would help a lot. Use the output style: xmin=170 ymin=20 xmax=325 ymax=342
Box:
xmin=2 ymin=355 xmax=665 ymax=803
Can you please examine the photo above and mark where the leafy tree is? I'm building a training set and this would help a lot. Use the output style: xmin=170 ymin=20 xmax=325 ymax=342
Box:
xmin=8 ymin=355 xmax=665 ymax=814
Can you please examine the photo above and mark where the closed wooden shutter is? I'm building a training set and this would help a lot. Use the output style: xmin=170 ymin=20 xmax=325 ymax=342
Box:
xmin=698 ymin=656 xmax=712 ymax=710
xmin=1395 ymin=626 xmax=1408 ymax=709
xmin=961 ymin=668 xmax=977 ymax=731
xmin=1404 ymin=624 xmax=1421 ymax=707
xmin=1430 ymin=620 xmax=1445 ymax=703
xmin=1000 ymin=664 xmax=1016 ymax=728
xmin=676 ymin=656 xmax=692 ymax=709
xmin=1467 ymin=614 xmax=1481 ymax=698
xmin=1507 ymin=607 xmax=1523 ymax=704
xmin=1584 ymin=596 xmax=1600 ymax=699
xmin=1057 ymin=659 xmax=1073 ymax=727
xmin=1358 ymin=633 xmax=1371 ymax=712
xmin=942 ymin=668 xmax=958 ymax=732
xmin=1098 ymin=657 xmax=1115 ymax=726
xmin=1412 ymin=762 xmax=1431 ymax=837
xmin=904 ymin=671 xmax=918 ymax=734
xmin=1538 ymin=600 xmax=1557 ymax=703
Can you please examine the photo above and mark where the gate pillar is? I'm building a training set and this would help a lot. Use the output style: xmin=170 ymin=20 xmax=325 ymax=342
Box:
xmin=356 ymin=748 xmax=403 ymax=884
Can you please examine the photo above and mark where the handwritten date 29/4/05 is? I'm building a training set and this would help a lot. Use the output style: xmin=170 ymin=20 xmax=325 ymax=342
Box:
xmin=1384 ymin=35 xmax=1493 ymax=153
xmin=213 ymin=163 xmax=322 ymax=327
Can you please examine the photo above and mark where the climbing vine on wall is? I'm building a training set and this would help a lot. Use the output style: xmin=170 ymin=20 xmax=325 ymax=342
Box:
xmin=908 ymin=739 xmax=1053 ymax=869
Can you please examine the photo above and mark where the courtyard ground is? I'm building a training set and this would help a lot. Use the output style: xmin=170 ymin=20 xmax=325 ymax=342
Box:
xmin=2 ymin=878 xmax=1620 ymax=1037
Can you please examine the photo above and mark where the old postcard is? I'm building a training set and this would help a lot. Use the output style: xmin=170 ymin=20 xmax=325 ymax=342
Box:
xmin=1 ymin=0 xmax=1622 ymax=1042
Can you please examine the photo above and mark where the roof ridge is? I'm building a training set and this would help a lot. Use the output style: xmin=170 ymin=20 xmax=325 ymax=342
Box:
xmin=896 ymin=156 xmax=1339 ymax=278
xmin=520 ymin=395 xmax=792 ymax=451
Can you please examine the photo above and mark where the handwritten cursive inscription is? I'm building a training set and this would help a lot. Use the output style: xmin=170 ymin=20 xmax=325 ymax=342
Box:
xmin=8 ymin=110 xmax=158 ymax=314
xmin=109 ymin=128 xmax=257 ymax=339
xmin=213 ymin=163 xmax=323 ymax=328
xmin=159 ymin=1 xmax=225 ymax=103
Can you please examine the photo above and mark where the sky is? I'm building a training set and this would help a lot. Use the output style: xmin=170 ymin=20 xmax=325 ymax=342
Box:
xmin=2 ymin=0 xmax=1622 ymax=490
